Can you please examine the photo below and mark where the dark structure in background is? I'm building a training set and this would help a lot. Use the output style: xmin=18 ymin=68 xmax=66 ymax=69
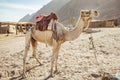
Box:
xmin=89 ymin=17 xmax=120 ymax=28
xmin=0 ymin=22 xmax=35 ymax=35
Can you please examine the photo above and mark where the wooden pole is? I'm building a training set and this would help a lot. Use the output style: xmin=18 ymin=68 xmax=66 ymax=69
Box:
xmin=16 ymin=24 xmax=18 ymax=35
xmin=0 ymin=22 xmax=1 ymax=33
xmin=6 ymin=23 xmax=10 ymax=36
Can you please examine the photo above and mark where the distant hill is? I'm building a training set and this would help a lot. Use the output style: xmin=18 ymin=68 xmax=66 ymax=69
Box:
xmin=58 ymin=0 xmax=120 ymax=22
xmin=19 ymin=14 xmax=30 ymax=22
xmin=19 ymin=0 xmax=71 ymax=22
xmin=97 ymin=0 xmax=120 ymax=20
xmin=19 ymin=14 xmax=33 ymax=22
xmin=19 ymin=0 xmax=120 ymax=23
xmin=57 ymin=0 xmax=99 ymax=22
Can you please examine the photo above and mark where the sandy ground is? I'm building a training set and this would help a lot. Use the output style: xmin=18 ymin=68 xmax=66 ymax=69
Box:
xmin=0 ymin=28 xmax=120 ymax=80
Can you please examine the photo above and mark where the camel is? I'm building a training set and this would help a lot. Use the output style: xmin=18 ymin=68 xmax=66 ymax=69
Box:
xmin=23 ymin=10 xmax=99 ymax=78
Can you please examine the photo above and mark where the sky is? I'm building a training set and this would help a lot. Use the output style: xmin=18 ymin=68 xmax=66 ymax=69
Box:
xmin=0 ymin=0 xmax=52 ymax=22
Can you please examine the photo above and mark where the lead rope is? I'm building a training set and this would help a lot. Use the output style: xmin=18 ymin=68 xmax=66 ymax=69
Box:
xmin=89 ymin=33 xmax=107 ymax=79
xmin=89 ymin=33 xmax=99 ymax=65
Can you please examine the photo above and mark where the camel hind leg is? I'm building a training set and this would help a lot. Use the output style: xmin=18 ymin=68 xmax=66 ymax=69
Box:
xmin=31 ymin=37 xmax=42 ymax=65
xmin=23 ymin=31 xmax=31 ymax=76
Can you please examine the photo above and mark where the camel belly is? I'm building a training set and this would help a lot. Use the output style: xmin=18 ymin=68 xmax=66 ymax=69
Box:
xmin=31 ymin=30 xmax=53 ymax=43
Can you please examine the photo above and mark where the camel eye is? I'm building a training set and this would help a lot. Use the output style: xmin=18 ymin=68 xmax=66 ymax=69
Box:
xmin=95 ymin=11 xmax=97 ymax=13
xmin=81 ymin=11 xmax=84 ymax=14
xmin=86 ymin=12 xmax=89 ymax=14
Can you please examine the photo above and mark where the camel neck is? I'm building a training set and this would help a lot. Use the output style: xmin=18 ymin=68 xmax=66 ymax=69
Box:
xmin=64 ymin=17 xmax=90 ymax=41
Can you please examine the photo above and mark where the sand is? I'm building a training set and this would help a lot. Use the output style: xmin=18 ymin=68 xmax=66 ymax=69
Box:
xmin=0 ymin=28 xmax=120 ymax=80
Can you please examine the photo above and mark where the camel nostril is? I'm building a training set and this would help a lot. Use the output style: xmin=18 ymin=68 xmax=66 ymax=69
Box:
xmin=94 ymin=11 xmax=98 ymax=16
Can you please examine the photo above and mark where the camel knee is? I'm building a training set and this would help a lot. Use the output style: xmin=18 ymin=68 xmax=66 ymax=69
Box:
xmin=32 ymin=52 xmax=36 ymax=57
xmin=24 ymin=45 xmax=29 ymax=63
xmin=31 ymin=38 xmax=37 ymax=47
xmin=25 ymin=45 xmax=30 ymax=50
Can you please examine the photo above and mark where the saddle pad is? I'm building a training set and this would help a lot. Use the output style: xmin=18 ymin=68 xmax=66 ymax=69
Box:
xmin=35 ymin=14 xmax=44 ymax=22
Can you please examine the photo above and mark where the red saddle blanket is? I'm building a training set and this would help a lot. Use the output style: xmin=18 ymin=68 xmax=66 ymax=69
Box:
xmin=35 ymin=14 xmax=44 ymax=23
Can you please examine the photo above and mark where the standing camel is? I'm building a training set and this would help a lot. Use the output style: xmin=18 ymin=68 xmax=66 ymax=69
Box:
xmin=23 ymin=10 xmax=98 ymax=78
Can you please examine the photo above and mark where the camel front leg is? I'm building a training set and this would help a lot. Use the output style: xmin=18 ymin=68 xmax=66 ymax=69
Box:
xmin=50 ymin=53 xmax=55 ymax=77
xmin=23 ymin=44 xmax=30 ymax=77
xmin=23 ymin=31 xmax=31 ymax=77
xmin=50 ymin=42 xmax=61 ymax=76
xmin=54 ymin=44 xmax=61 ymax=73
xmin=44 ymin=53 xmax=55 ymax=80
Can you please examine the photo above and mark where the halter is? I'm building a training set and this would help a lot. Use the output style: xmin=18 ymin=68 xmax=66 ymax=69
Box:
xmin=81 ymin=15 xmax=92 ymax=31
xmin=81 ymin=15 xmax=92 ymax=21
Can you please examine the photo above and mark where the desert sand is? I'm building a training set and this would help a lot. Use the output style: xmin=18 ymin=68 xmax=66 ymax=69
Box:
xmin=0 ymin=28 xmax=120 ymax=80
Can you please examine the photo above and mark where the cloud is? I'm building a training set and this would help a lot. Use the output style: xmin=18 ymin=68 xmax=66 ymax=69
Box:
xmin=0 ymin=2 xmax=42 ymax=11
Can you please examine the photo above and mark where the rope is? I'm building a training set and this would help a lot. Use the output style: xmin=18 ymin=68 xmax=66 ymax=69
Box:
xmin=89 ymin=33 xmax=105 ymax=74
xmin=89 ymin=33 xmax=99 ymax=65
xmin=88 ymin=33 xmax=113 ymax=79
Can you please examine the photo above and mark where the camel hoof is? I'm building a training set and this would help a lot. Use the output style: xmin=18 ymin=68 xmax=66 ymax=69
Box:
xmin=30 ymin=56 xmax=34 ymax=59
xmin=22 ymin=73 xmax=26 ymax=79
xmin=39 ymin=63 xmax=43 ymax=66
xmin=54 ymin=70 xmax=60 ymax=74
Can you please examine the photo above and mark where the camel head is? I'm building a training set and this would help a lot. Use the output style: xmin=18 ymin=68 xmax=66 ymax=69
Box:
xmin=80 ymin=10 xmax=99 ymax=30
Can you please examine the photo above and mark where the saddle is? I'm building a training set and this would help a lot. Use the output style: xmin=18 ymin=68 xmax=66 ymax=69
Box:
xmin=35 ymin=12 xmax=58 ymax=31
xmin=35 ymin=12 xmax=64 ymax=41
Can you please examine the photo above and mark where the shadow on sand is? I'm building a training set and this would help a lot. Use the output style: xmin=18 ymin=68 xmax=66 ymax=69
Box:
xmin=9 ymin=64 xmax=41 ymax=80
xmin=84 ymin=29 xmax=101 ymax=34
